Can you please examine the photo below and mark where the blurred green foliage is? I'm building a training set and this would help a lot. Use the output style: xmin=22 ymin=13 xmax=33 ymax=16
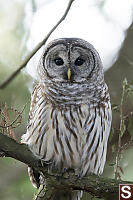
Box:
xmin=0 ymin=1 xmax=35 ymax=199
xmin=0 ymin=1 xmax=133 ymax=200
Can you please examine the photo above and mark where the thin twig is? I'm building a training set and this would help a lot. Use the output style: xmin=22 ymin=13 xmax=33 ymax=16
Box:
xmin=114 ymin=79 xmax=127 ymax=179
xmin=0 ymin=104 xmax=16 ymax=140
xmin=0 ymin=0 xmax=75 ymax=89
xmin=121 ymin=140 xmax=133 ymax=152
xmin=0 ymin=103 xmax=27 ymax=129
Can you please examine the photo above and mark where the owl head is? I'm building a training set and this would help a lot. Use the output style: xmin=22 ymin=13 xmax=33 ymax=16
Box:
xmin=38 ymin=38 xmax=104 ymax=84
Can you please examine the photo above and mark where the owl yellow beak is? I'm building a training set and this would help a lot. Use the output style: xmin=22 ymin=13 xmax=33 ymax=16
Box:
xmin=67 ymin=68 xmax=71 ymax=80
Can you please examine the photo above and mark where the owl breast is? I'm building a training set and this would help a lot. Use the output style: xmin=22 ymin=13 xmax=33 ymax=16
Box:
xmin=22 ymin=84 xmax=111 ymax=176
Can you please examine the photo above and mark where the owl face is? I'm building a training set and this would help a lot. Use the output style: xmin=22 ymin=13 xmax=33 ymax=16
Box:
xmin=41 ymin=38 xmax=103 ymax=83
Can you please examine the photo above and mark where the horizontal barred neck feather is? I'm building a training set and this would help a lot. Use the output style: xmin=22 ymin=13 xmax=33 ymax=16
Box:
xmin=40 ymin=80 xmax=109 ymax=107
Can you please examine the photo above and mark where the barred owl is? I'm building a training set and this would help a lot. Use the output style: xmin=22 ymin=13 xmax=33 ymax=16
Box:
xmin=22 ymin=38 xmax=112 ymax=199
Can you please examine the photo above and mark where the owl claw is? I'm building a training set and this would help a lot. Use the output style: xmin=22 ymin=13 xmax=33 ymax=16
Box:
xmin=44 ymin=160 xmax=52 ymax=165
xmin=40 ymin=160 xmax=52 ymax=167
xmin=62 ymin=168 xmax=67 ymax=176
xmin=61 ymin=168 xmax=70 ymax=178
xmin=77 ymin=172 xmax=82 ymax=180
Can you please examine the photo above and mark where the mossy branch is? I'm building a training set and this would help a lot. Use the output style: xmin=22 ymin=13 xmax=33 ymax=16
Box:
xmin=0 ymin=133 xmax=133 ymax=200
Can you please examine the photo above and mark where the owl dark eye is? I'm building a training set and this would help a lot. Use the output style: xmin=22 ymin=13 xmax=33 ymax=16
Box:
xmin=54 ymin=57 xmax=64 ymax=66
xmin=75 ymin=57 xmax=85 ymax=66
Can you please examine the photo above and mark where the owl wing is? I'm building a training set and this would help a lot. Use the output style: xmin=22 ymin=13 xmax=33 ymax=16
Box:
xmin=21 ymin=83 xmax=48 ymax=156
xmin=21 ymin=84 xmax=47 ymax=188
xmin=81 ymin=100 xmax=112 ymax=176
xmin=22 ymin=84 xmax=40 ymax=143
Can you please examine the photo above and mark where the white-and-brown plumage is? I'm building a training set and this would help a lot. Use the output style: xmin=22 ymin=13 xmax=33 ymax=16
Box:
xmin=22 ymin=38 xmax=112 ymax=199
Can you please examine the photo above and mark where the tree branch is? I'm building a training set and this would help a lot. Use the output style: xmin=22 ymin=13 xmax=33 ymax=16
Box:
xmin=0 ymin=0 xmax=75 ymax=89
xmin=0 ymin=133 xmax=133 ymax=200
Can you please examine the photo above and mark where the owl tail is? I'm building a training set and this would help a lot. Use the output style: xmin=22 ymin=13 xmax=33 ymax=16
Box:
xmin=28 ymin=167 xmax=83 ymax=200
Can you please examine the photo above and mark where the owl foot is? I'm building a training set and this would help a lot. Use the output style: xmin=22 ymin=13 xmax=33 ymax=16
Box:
xmin=61 ymin=168 xmax=70 ymax=178
xmin=76 ymin=171 xmax=83 ymax=181
xmin=44 ymin=160 xmax=52 ymax=166
xmin=40 ymin=160 xmax=52 ymax=169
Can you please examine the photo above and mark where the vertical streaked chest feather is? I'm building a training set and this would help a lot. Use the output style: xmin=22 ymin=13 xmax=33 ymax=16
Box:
xmin=22 ymin=84 xmax=112 ymax=175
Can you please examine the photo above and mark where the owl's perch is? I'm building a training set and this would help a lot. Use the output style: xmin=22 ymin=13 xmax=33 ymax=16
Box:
xmin=0 ymin=133 xmax=133 ymax=200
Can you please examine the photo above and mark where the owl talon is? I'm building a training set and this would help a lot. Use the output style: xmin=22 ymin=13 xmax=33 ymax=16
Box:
xmin=44 ymin=160 xmax=52 ymax=165
xmin=40 ymin=160 xmax=44 ymax=167
xmin=76 ymin=172 xmax=82 ymax=180
xmin=39 ymin=160 xmax=52 ymax=168
xmin=62 ymin=168 xmax=75 ymax=178
xmin=62 ymin=168 xmax=67 ymax=177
